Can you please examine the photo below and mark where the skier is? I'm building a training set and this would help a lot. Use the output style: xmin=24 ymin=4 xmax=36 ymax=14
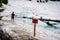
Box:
xmin=11 ymin=12 xmax=15 ymax=22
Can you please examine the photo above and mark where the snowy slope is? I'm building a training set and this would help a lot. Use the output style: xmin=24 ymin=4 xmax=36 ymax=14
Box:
xmin=1 ymin=17 xmax=60 ymax=40
xmin=1 ymin=0 xmax=60 ymax=40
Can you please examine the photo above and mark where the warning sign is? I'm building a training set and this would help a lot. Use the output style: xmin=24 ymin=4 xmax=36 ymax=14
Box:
xmin=32 ymin=18 xmax=38 ymax=24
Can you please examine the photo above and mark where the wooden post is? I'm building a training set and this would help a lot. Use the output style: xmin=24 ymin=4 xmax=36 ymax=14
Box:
xmin=32 ymin=18 xmax=38 ymax=40
xmin=34 ymin=23 xmax=36 ymax=39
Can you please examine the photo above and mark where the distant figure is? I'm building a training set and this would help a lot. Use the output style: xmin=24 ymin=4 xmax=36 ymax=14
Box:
xmin=11 ymin=12 xmax=15 ymax=22
xmin=40 ymin=16 xmax=42 ymax=19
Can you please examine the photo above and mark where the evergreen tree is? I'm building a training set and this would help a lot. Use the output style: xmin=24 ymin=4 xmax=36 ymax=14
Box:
xmin=29 ymin=0 xmax=32 ymax=1
xmin=0 ymin=0 xmax=2 ymax=7
xmin=2 ymin=0 xmax=8 ymax=4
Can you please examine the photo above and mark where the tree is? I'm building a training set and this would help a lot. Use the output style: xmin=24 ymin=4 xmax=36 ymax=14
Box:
xmin=0 ymin=0 xmax=2 ymax=7
xmin=0 ymin=8 xmax=4 ymax=20
xmin=29 ymin=0 xmax=32 ymax=1
xmin=0 ymin=0 xmax=8 ymax=20
xmin=0 ymin=0 xmax=8 ymax=7
xmin=2 ymin=0 xmax=8 ymax=4
xmin=50 ymin=0 xmax=60 ymax=1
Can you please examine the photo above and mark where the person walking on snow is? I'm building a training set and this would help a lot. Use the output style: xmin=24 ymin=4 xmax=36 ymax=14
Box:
xmin=11 ymin=12 xmax=15 ymax=22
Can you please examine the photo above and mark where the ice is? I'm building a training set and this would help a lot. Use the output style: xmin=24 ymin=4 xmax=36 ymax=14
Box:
xmin=1 ymin=0 xmax=60 ymax=40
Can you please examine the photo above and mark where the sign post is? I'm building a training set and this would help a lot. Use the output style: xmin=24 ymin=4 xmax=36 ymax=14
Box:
xmin=32 ymin=18 xmax=38 ymax=40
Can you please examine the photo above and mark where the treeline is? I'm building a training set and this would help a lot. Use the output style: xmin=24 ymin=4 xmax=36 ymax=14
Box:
xmin=0 ymin=0 xmax=8 ymax=7
xmin=50 ymin=0 xmax=60 ymax=1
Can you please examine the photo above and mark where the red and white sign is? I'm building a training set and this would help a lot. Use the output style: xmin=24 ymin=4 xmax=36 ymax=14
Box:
xmin=32 ymin=18 xmax=38 ymax=24
xmin=32 ymin=18 xmax=38 ymax=39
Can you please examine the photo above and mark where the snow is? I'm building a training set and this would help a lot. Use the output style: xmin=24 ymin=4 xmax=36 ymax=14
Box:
xmin=1 ymin=0 xmax=60 ymax=40
xmin=1 ymin=17 xmax=60 ymax=40
xmin=2 ymin=1 xmax=60 ymax=20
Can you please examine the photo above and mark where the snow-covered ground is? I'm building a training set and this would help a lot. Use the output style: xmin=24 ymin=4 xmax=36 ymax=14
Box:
xmin=1 ymin=0 xmax=60 ymax=40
